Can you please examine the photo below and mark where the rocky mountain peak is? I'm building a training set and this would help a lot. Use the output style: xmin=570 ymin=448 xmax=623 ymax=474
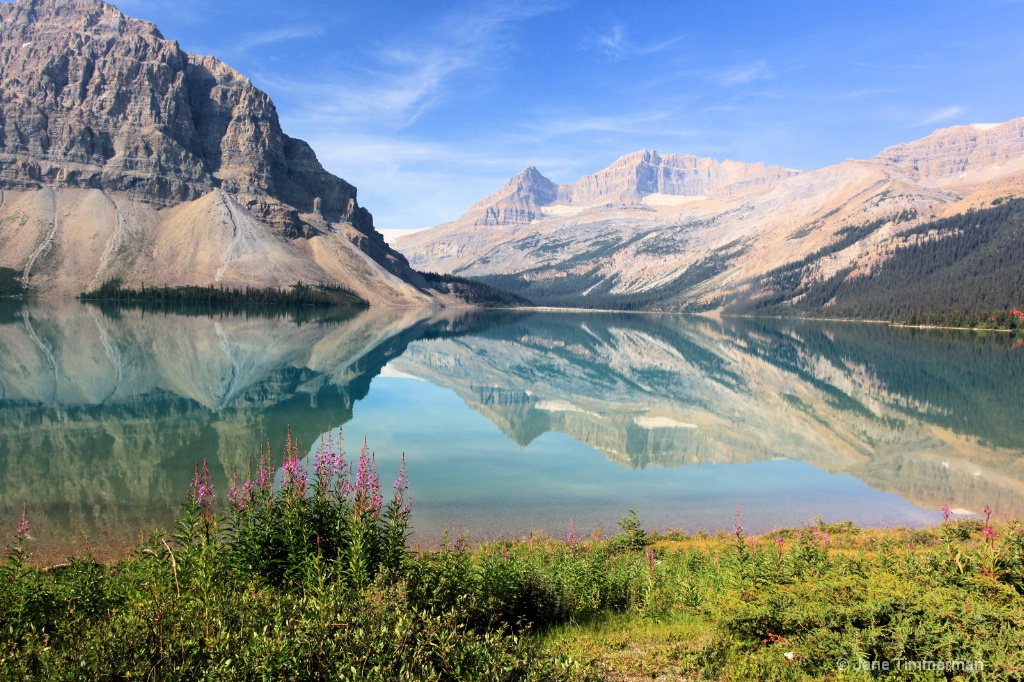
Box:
xmin=609 ymin=149 xmax=662 ymax=168
xmin=0 ymin=0 xmax=435 ymax=301
xmin=9 ymin=0 xmax=161 ymax=38
xmin=396 ymin=113 xmax=1024 ymax=309
xmin=870 ymin=116 xmax=1024 ymax=186
xmin=458 ymin=164 xmax=557 ymax=227
xmin=0 ymin=0 xmax=386 ymax=242
xmin=557 ymin=150 xmax=798 ymax=205
xmin=446 ymin=148 xmax=800 ymax=229
xmin=508 ymin=165 xmax=557 ymax=200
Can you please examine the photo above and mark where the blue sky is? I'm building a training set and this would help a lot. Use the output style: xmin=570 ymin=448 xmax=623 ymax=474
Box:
xmin=106 ymin=1 xmax=1024 ymax=231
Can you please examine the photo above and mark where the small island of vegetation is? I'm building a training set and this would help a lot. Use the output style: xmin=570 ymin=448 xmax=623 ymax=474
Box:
xmin=2 ymin=428 xmax=1023 ymax=680
xmin=79 ymin=278 xmax=368 ymax=309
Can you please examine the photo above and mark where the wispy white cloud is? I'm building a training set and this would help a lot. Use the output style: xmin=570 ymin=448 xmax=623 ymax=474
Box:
xmin=294 ymin=131 xmax=552 ymax=230
xmin=642 ymin=59 xmax=776 ymax=91
xmin=586 ymin=23 xmax=681 ymax=60
xmin=263 ymin=3 xmax=556 ymax=131
xmin=520 ymin=110 xmax=678 ymax=139
xmin=250 ymin=2 xmax=570 ymax=230
xmin=716 ymin=60 xmax=775 ymax=86
xmin=594 ymin=24 xmax=627 ymax=57
xmin=836 ymin=87 xmax=903 ymax=100
xmin=223 ymin=26 xmax=325 ymax=57
xmin=919 ymin=105 xmax=967 ymax=125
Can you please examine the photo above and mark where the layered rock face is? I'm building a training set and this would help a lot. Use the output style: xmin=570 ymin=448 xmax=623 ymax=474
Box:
xmin=0 ymin=0 xmax=430 ymax=302
xmin=451 ymin=150 xmax=797 ymax=229
xmin=465 ymin=166 xmax=558 ymax=227
xmin=554 ymin=150 xmax=798 ymax=206
xmin=870 ymin=119 xmax=1024 ymax=186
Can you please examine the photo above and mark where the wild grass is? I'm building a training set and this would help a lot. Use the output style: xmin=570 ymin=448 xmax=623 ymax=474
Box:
xmin=2 ymin=431 xmax=1023 ymax=680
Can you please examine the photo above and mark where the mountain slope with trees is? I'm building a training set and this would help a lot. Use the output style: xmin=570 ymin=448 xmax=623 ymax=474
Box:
xmin=731 ymin=198 xmax=1024 ymax=326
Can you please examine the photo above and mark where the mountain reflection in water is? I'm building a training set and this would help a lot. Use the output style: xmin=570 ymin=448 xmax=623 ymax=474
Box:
xmin=0 ymin=301 xmax=1020 ymax=562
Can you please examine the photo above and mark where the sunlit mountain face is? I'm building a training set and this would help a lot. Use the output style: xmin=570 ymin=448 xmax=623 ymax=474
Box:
xmin=1 ymin=302 xmax=1020 ymax=562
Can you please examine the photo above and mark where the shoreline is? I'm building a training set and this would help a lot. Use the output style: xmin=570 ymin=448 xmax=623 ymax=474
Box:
xmin=18 ymin=515 xmax=974 ymax=569
xmin=9 ymin=295 xmax=1023 ymax=334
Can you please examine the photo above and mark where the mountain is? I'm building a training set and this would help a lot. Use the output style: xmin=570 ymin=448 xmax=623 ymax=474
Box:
xmin=396 ymin=119 xmax=1024 ymax=313
xmin=456 ymin=151 xmax=798 ymax=230
xmin=0 ymin=0 xmax=440 ymax=305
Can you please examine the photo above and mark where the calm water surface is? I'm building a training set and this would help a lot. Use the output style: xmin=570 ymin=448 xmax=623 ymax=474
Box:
xmin=1 ymin=301 xmax=1022 ymax=561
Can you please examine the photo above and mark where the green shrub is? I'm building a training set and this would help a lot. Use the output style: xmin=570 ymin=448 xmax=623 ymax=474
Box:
xmin=609 ymin=507 xmax=650 ymax=554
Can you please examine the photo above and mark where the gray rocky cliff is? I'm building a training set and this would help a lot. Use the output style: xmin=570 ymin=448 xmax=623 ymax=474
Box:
xmin=0 ymin=0 xmax=415 ymax=279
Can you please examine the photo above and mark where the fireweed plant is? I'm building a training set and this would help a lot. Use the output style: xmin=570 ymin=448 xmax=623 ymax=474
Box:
xmin=171 ymin=428 xmax=412 ymax=593
xmin=3 ymin=427 xmax=1024 ymax=681
xmin=219 ymin=428 xmax=412 ymax=589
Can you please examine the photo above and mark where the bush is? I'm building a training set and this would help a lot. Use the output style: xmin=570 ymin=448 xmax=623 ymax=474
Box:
xmin=217 ymin=430 xmax=411 ymax=589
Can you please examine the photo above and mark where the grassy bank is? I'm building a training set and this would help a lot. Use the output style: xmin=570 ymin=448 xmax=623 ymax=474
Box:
xmin=2 ymin=433 xmax=1023 ymax=680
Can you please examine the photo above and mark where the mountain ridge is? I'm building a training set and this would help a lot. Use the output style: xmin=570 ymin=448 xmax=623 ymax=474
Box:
xmin=451 ymin=150 xmax=799 ymax=230
xmin=396 ymin=117 xmax=1024 ymax=313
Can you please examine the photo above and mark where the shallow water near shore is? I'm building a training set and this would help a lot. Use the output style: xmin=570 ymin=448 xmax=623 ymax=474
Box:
xmin=0 ymin=300 xmax=1021 ymax=562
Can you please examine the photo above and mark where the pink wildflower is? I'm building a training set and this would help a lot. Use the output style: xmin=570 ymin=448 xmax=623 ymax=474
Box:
xmin=314 ymin=449 xmax=344 ymax=490
xmin=281 ymin=455 xmax=308 ymax=494
xmin=189 ymin=460 xmax=215 ymax=513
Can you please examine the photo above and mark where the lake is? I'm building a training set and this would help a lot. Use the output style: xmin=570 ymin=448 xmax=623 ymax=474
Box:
xmin=1 ymin=300 xmax=1022 ymax=563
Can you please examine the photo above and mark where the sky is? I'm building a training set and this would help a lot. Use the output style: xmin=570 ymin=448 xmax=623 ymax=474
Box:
xmin=78 ymin=0 xmax=1024 ymax=233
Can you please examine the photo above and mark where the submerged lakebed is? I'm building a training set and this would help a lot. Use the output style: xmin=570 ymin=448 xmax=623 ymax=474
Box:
xmin=0 ymin=300 xmax=1021 ymax=562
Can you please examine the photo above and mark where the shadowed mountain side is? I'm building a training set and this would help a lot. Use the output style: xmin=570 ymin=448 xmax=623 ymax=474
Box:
xmin=387 ymin=313 xmax=1024 ymax=518
xmin=0 ymin=302 xmax=473 ymax=562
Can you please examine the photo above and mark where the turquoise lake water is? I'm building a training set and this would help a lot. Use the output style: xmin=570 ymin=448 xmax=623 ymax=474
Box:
xmin=1 ymin=301 xmax=1020 ymax=560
